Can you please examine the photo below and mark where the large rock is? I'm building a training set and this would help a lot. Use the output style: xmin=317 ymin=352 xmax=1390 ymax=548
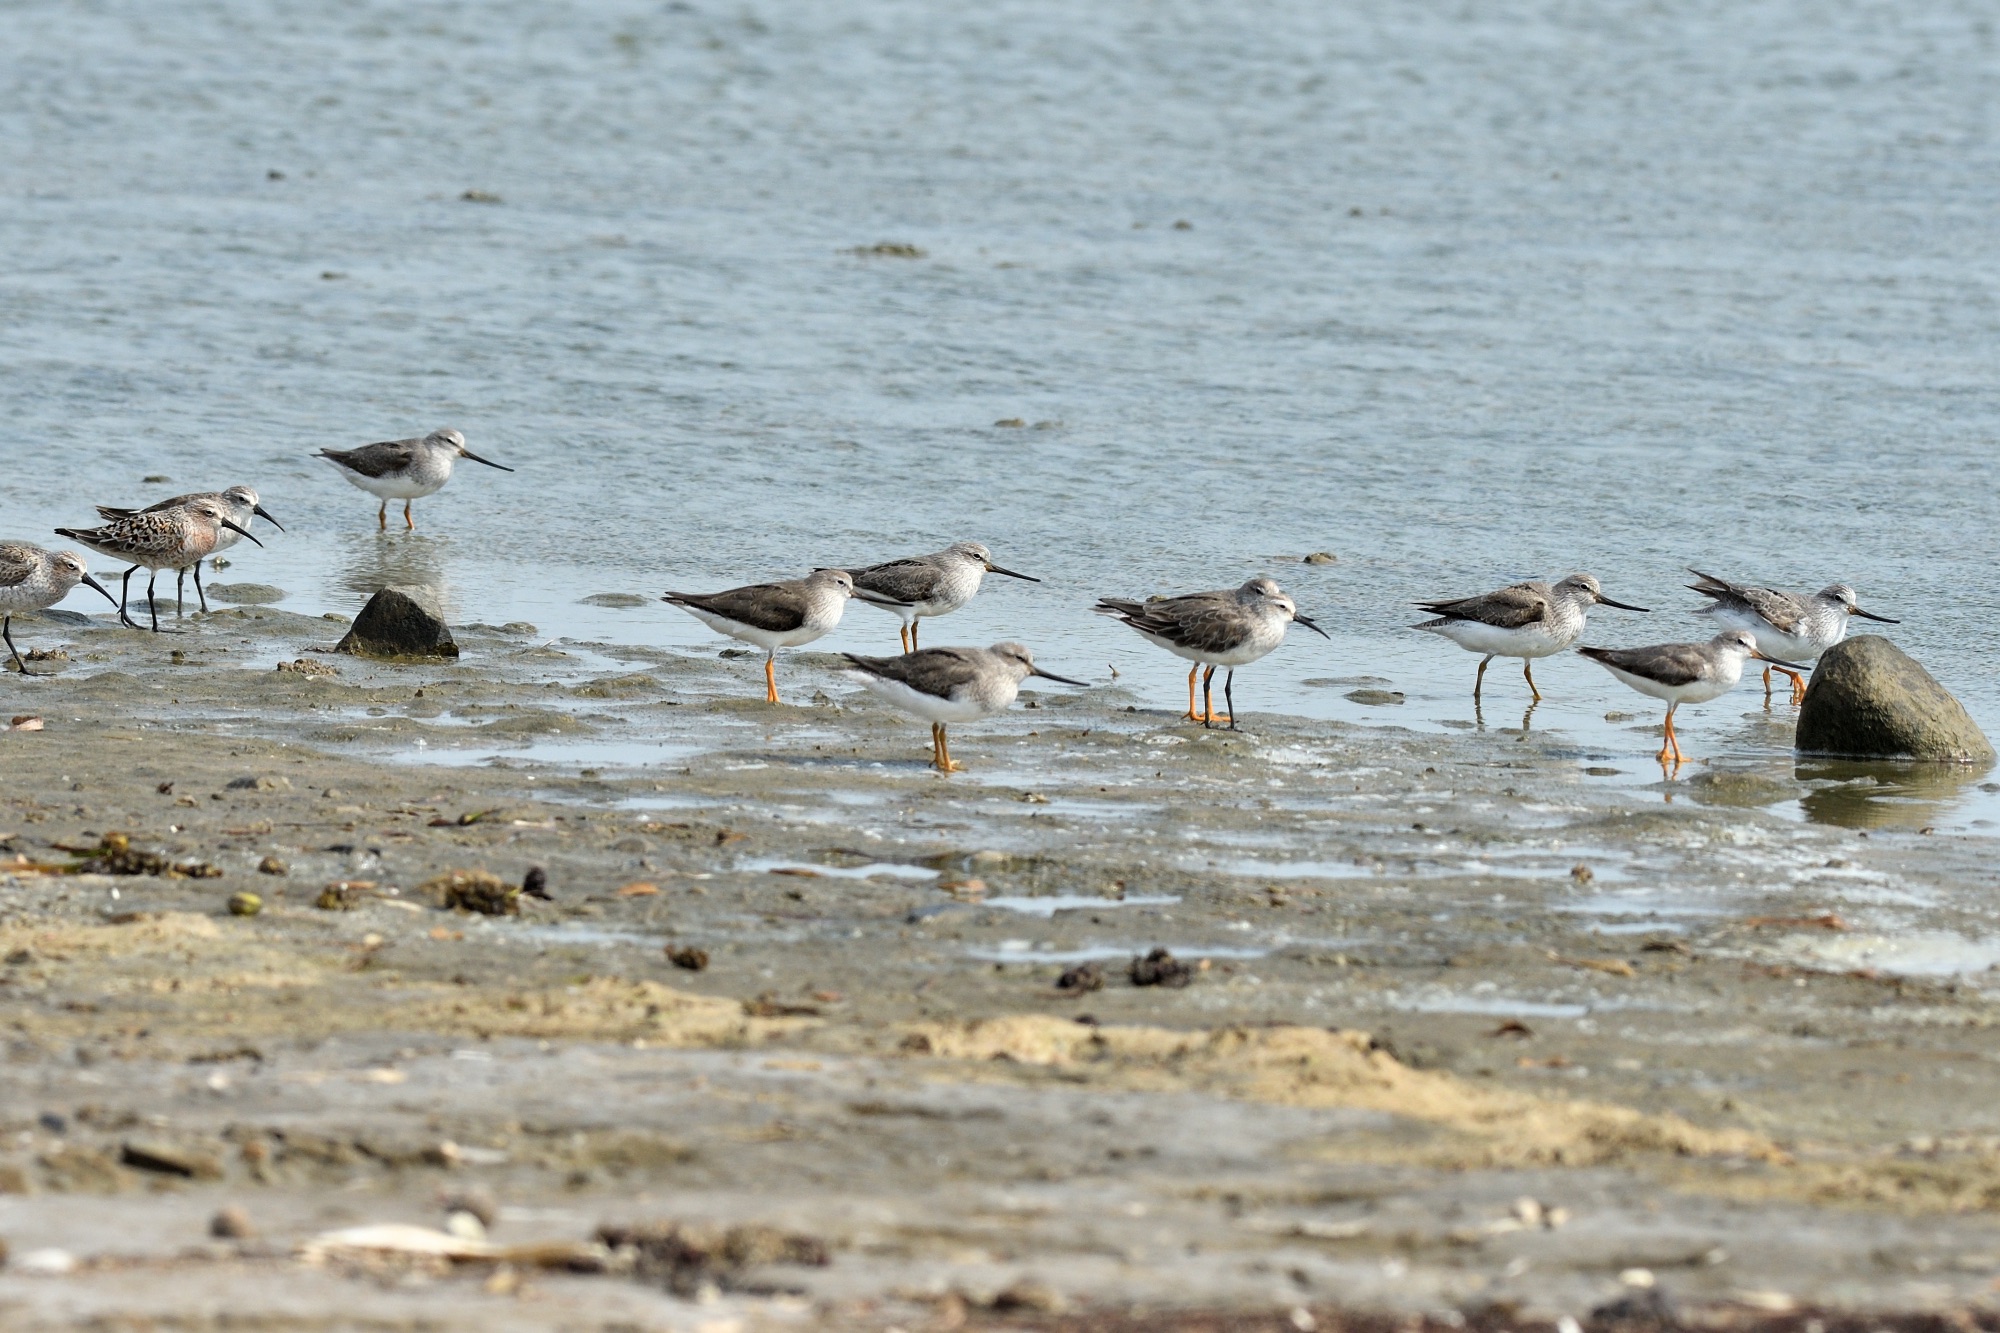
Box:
xmin=1795 ymin=636 xmax=1992 ymax=763
xmin=335 ymin=587 xmax=459 ymax=661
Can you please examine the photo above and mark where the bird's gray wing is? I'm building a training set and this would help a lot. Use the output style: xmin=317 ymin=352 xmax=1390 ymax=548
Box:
xmin=1578 ymin=643 xmax=1707 ymax=688
xmin=845 ymin=646 xmax=984 ymax=692
xmin=850 ymin=557 xmax=942 ymax=605
xmin=320 ymin=440 xmax=418 ymax=479
xmin=668 ymin=582 xmax=809 ymax=633
xmin=1416 ymin=582 xmax=1548 ymax=629
xmin=1119 ymin=597 xmax=1253 ymax=655
xmin=1688 ymin=569 xmax=1808 ymax=635
xmin=0 ymin=543 xmax=41 ymax=589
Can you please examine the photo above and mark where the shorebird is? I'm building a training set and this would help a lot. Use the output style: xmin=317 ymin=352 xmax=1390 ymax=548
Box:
xmin=663 ymin=569 xmax=855 ymax=703
xmin=314 ymin=428 xmax=512 ymax=531
xmin=1094 ymin=576 xmax=1327 ymax=729
xmin=1687 ymin=569 xmax=1898 ymax=705
xmin=0 ymin=545 xmax=116 ymax=674
xmin=94 ymin=485 xmax=282 ymax=614
xmin=1578 ymin=630 xmax=1807 ymax=765
xmin=844 ymin=641 xmax=1086 ymax=772
xmin=54 ymin=500 xmax=262 ymax=632
xmin=847 ymin=542 xmax=1040 ymax=652
xmin=1414 ymin=573 xmax=1649 ymax=702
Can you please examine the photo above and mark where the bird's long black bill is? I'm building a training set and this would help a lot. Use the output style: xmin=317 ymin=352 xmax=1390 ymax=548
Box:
xmin=987 ymin=563 xmax=1040 ymax=582
xmin=1031 ymin=668 xmax=1089 ymax=686
xmin=81 ymin=574 xmax=118 ymax=606
xmin=1852 ymin=608 xmax=1901 ymax=623
xmin=221 ymin=519 xmax=265 ymax=548
xmin=1597 ymin=596 xmax=1651 ymax=612
xmin=1292 ymin=611 xmax=1332 ymax=639
xmin=1751 ymin=650 xmax=1811 ymax=673
xmin=252 ymin=504 xmax=285 ymax=532
xmin=463 ymin=450 xmax=515 ymax=471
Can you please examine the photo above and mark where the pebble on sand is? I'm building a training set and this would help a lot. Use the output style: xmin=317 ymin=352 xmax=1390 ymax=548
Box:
xmin=335 ymin=587 xmax=460 ymax=661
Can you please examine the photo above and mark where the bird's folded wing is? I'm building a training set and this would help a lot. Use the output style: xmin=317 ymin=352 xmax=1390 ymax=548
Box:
xmin=851 ymin=559 xmax=941 ymax=605
xmin=849 ymin=646 xmax=983 ymax=691
xmin=0 ymin=543 xmax=40 ymax=589
xmin=673 ymin=583 xmax=809 ymax=633
xmin=1417 ymin=583 xmax=1547 ymax=629
xmin=1582 ymin=644 xmax=1706 ymax=687
xmin=323 ymin=441 xmax=418 ymax=478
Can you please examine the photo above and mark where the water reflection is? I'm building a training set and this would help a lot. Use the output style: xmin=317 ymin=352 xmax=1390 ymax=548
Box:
xmin=336 ymin=532 xmax=454 ymax=618
xmin=1794 ymin=759 xmax=1993 ymax=830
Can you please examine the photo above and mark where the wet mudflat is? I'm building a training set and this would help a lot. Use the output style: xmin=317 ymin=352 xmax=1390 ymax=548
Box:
xmin=0 ymin=609 xmax=1996 ymax=1328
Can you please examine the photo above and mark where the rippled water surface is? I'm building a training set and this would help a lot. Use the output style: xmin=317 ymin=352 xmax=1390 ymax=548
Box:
xmin=4 ymin=0 xmax=1998 ymax=812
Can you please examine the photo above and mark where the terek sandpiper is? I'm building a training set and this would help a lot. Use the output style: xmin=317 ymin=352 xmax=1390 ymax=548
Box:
xmin=848 ymin=542 xmax=1040 ymax=651
xmin=1094 ymin=576 xmax=1327 ymax=729
xmin=1578 ymin=630 xmax=1806 ymax=766
xmin=55 ymin=500 xmax=262 ymax=632
xmin=95 ymin=485 xmax=282 ymax=614
xmin=663 ymin=569 xmax=855 ymax=703
xmin=315 ymin=429 xmax=512 ymax=531
xmin=0 ymin=545 xmax=116 ymax=674
xmin=843 ymin=641 xmax=1086 ymax=772
xmin=1687 ymin=569 xmax=1899 ymax=705
xmin=1414 ymin=573 xmax=1649 ymax=702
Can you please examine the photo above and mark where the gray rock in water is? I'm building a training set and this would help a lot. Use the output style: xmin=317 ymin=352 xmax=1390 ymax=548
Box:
xmin=335 ymin=587 xmax=459 ymax=661
xmin=1796 ymin=636 xmax=1992 ymax=763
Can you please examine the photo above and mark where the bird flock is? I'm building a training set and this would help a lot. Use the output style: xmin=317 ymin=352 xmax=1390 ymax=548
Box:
xmin=3 ymin=428 xmax=1900 ymax=773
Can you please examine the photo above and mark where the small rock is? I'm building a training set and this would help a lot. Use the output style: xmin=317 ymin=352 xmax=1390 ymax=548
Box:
xmin=1570 ymin=864 xmax=1593 ymax=883
xmin=1055 ymin=961 xmax=1104 ymax=993
xmin=315 ymin=881 xmax=372 ymax=910
xmin=667 ymin=946 xmax=709 ymax=972
xmin=1129 ymin=947 xmax=1194 ymax=988
xmin=143 ymin=474 xmax=173 ymax=484
xmin=445 ymin=1210 xmax=487 ymax=1241
xmin=580 ymin=592 xmax=651 ymax=608
xmin=205 ymin=583 xmax=285 ymax=605
xmin=121 ymin=1138 xmax=224 ymax=1179
xmin=335 ymin=587 xmax=460 ymax=661
xmin=1796 ymin=636 xmax=1994 ymax=762
xmin=461 ymin=188 xmax=502 ymax=203
xmin=849 ymin=241 xmax=925 ymax=258
xmin=258 ymin=856 xmax=288 ymax=876
xmin=16 ymin=1247 xmax=73 ymax=1275
xmin=226 ymin=775 xmax=291 ymax=791
xmin=1303 ymin=551 xmax=1337 ymax=565
xmin=992 ymin=1279 xmax=1066 ymax=1314
xmin=423 ymin=869 xmax=519 ymax=915
xmin=227 ymin=892 xmax=262 ymax=917
xmin=276 ymin=658 xmax=339 ymax=677
xmin=210 ymin=1206 xmax=255 ymax=1240
xmin=1345 ymin=689 xmax=1404 ymax=706
xmin=521 ymin=866 xmax=551 ymax=900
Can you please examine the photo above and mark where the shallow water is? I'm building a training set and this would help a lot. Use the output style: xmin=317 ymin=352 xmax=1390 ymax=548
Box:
xmin=4 ymin=0 xmax=1999 ymax=822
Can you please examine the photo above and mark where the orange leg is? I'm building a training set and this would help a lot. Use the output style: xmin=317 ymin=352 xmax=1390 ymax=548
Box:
xmin=764 ymin=656 xmax=779 ymax=704
xmin=1774 ymin=667 xmax=1806 ymax=706
xmin=1474 ymin=655 xmax=1493 ymax=701
xmin=1657 ymin=703 xmax=1687 ymax=766
xmin=1523 ymin=660 xmax=1542 ymax=703
xmin=377 ymin=502 xmax=387 ymax=531
xmin=910 ymin=620 xmax=921 ymax=651
xmin=404 ymin=500 xmax=415 ymax=531
xmin=899 ymin=625 xmax=911 ymax=654
xmin=1184 ymin=665 xmax=1201 ymax=722
xmin=1760 ymin=665 xmax=1773 ymax=699
xmin=932 ymin=723 xmax=963 ymax=773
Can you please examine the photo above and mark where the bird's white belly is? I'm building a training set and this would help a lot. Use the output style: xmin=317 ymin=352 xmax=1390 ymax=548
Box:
xmin=1146 ymin=629 xmax=1282 ymax=668
xmin=1425 ymin=620 xmax=1566 ymax=658
xmin=0 ymin=580 xmax=56 ymax=614
xmin=682 ymin=608 xmax=827 ymax=652
xmin=855 ymin=675 xmax=997 ymax=724
xmin=1601 ymin=664 xmax=1735 ymax=706
xmin=327 ymin=463 xmax=446 ymax=501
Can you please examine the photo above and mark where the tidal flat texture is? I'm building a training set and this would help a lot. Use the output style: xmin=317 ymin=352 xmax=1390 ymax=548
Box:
xmin=0 ymin=608 xmax=1996 ymax=1327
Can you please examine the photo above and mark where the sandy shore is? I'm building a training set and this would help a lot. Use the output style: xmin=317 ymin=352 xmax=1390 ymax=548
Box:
xmin=0 ymin=603 xmax=1996 ymax=1328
